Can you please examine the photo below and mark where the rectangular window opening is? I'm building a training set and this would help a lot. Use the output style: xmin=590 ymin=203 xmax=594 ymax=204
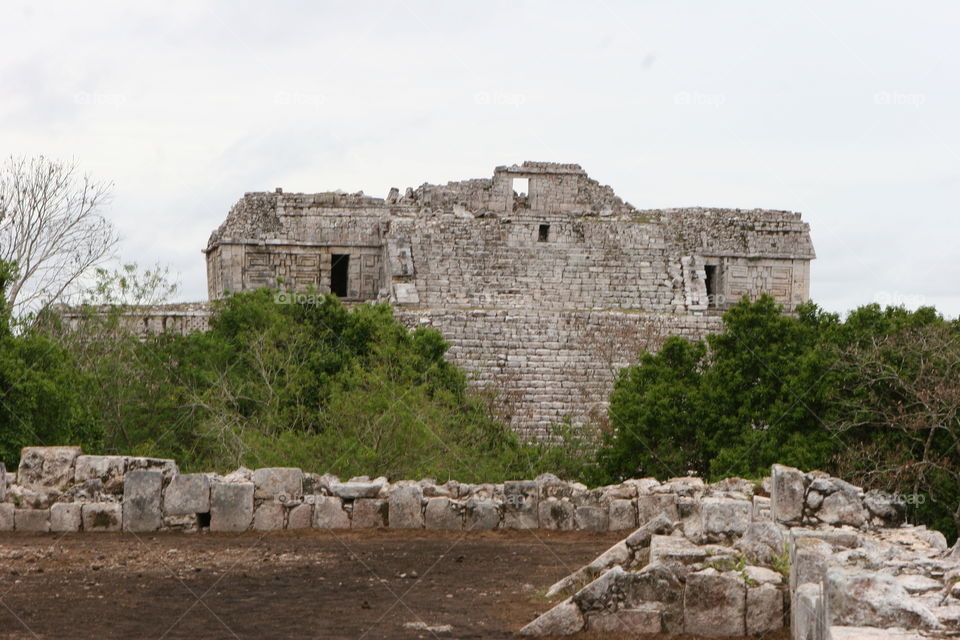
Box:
xmin=704 ymin=264 xmax=718 ymax=308
xmin=512 ymin=177 xmax=529 ymax=196
xmin=331 ymin=254 xmax=350 ymax=297
xmin=538 ymin=224 xmax=550 ymax=242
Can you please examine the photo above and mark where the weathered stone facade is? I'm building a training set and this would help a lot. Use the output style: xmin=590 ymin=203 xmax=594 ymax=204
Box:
xmin=73 ymin=162 xmax=815 ymax=437
xmin=202 ymin=162 xmax=814 ymax=437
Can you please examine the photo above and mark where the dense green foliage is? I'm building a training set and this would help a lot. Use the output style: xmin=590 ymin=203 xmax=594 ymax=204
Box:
xmin=597 ymin=294 xmax=960 ymax=540
xmin=0 ymin=270 xmax=576 ymax=481
xmin=59 ymin=289 xmax=573 ymax=481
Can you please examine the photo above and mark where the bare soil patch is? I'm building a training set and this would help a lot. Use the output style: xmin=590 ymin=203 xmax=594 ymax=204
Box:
xmin=0 ymin=529 xmax=788 ymax=639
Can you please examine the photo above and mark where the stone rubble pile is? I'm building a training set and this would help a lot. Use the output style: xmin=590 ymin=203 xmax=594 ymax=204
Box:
xmin=521 ymin=464 xmax=960 ymax=639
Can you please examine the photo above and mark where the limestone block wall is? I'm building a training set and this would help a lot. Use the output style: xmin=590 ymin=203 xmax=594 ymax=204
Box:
xmin=397 ymin=308 xmax=723 ymax=438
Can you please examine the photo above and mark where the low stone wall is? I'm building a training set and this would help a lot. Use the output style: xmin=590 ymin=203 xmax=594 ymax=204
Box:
xmin=4 ymin=448 xmax=958 ymax=638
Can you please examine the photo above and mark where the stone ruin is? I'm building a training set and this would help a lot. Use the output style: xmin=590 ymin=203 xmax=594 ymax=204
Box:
xmin=2 ymin=447 xmax=959 ymax=638
xmin=64 ymin=162 xmax=816 ymax=438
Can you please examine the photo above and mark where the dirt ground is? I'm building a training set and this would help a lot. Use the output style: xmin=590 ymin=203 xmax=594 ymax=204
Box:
xmin=0 ymin=529 xmax=789 ymax=640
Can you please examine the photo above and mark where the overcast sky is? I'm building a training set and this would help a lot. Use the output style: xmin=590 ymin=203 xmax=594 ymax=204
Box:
xmin=3 ymin=1 xmax=958 ymax=316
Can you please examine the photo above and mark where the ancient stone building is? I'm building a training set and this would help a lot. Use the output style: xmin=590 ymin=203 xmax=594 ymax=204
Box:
xmin=199 ymin=162 xmax=814 ymax=438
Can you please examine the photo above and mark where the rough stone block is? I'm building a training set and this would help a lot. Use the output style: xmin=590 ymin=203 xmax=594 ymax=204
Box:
xmin=752 ymin=494 xmax=772 ymax=521
xmin=826 ymin=567 xmax=938 ymax=629
xmin=123 ymin=470 xmax=163 ymax=532
xmin=736 ymin=521 xmax=786 ymax=565
xmin=82 ymin=503 xmax=122 ymax=532
xmin=649 ymin=535 xmax=707 ymax=566
xmin=424 ymin=497 xmax=462 ymax=530
xmin=608 ymin=498 xmax=637 ymax=530
xmin=210 ymin=482 xmax=254 ymax=532
xmin=771 ymin=464 xmax=805 ymax=524
xmin=252 ymin=467 xmax=303 ymax=502
xmin=18 ymin=446 xmax=82 ymax=491
xmin=0 ymin=503 xmax=13 ymax=531
xmin=574 ymin=505 xmax=608 ymax=532
xmin=701 ymin=497 xmax=752 ymax=536
xmin=818 ymin=491 xmax=868 ymax=528
xmin=252 ymin=501 xmax=285 ymax=531
xmin=163 ymin=473 xmax=211 ymax=516
xmin=538 ymin=497 xmax=575 ymax=530
xmin=683 ymin=570 xmax=746 ymax=636
xmin=388 ymin=485 xmax=424 ymax=529
xmin=330 ymin=481 xmax=382 ymax=500
xmin=747 ymin=583 xmax=784 ymax=635
xmin=74 ymin=455 xmax=127 ymax=493
xmin=50 ymin=503 xmax=82 ymax=532
xmin=625 ymin=513 xmax=675 ymax=549
xmin=313 ymin=496 xmax=350 ymax=529
xmin=793 ymin=582 xmax=825 ymax=640
xmin=503 ymin=480 xmax=538 ymax=529
xmin=0 ymin=462 xmax=5 ymax=502
xmin=463 ymin=497 xmax=500 ymax=530
xmin=586 ymin=604 xmax=662 ymax=633
xmin=351 ymin=498 xmax=388 ymax=528
xmin=636 ymin=493 xmax=678 ymax=525
xmin=518 ymin=598 xmax=584 ymax=636
xmin=14 ymin=508 xmax=50 ymax=532
xmin=126 ymin=457 xmax=179 ymax=484
xmin=287 ymin=503 xmax=313 ymax=529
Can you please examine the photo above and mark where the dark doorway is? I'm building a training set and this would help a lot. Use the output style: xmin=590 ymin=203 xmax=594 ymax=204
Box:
xmin=704 ymin=264 xmax=718 ymax=308
xmin=538 ymin=224 xmax=550 ymax=242
xmin=331 ymin=254 xmax=350 ymax=297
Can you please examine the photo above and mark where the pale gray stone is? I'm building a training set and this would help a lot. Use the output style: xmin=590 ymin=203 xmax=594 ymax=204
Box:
xmin=424 ymin=497 xmax=462 ymax=530
xmin=608 ymin=498 xmax=637 ymax=530
xmin=649 ymin=534 xmax=706 ymax=565
xmin=330 ymin=481 xmax=382 ymax=500
xmin=313 ymin=496 xmax=350 ymax=529
xmin=0 ymin=503 xmax=13 ymax=531
xmin=818 ymin=490 xmax=868 ymax=527
xmin=574 ymin=505 xmax=608 ymax=532
xmin=792 ymin=582 xmax=825 ymax=640
xmin=252 ymin=501 xmax=285 ymax=531
xmin=736 ymin=521 xmax=786 ymax=564
xmin=287 ymin=503 xmax=313 ymax=529
xmin=518 ymin=598 xmax=584 ymax=636
xmin=14 ymin=508 xmax=50 ymax=532
xmin=388 ymin=485 xmax=423 ymax=529
xmin=18 ymin=446 xmax=82 ymax=491
xmin=210 ymin=482 xmax=254 ymax=532
xmin=747 ymin=583 xmax=784 ymax=635
xmin=74 ymin=455 xmax=127 ymax=493
xmin=701 ymin=497 xmax=752 ymax=536
xmin=636 ymin=493 xmax=679 ymax=525
xmin=625 ymin=513 xmax=674 ymax=548
xmin=683 ymin=570 xmax=746 ymax=637
xmin=163 ymin=473 xmax=210 ymax=516
xmin=463 ymin=497 xmax=499 ymax=530
xmin=351 ymin=498 xmax=388 ymax=528
xmin=252 ymin=467 xmax=303 ymax=501
xmin=503 ymin=480 xmax=538 ymax=529
xmin=50 ymin=503 xmax=82 ymax=532
xmin=123 ymin=470 xmax=163 ymax=532
xmin=82 ymin=503 xmax=122 ymax=532
xmin=126 ymin=457 xmax=179 ymax=484
xmin=0 ymin=462 xmax=6 ymax=502
xmin=827 ymin=567 xmax=939 ymax=629
xmin=586 ymin=604 xmax=662 ymax=632
xmin=771 ymin=463 xmax=805 ymax=524
xmin=537 ymin=497 xmax=574 ymax=531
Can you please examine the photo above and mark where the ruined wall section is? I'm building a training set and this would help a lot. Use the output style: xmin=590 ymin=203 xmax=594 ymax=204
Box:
xmin=388 ymin=216 xmax=684 ymax=313
xmin=397 ymin=308 xmax=722 ymax=439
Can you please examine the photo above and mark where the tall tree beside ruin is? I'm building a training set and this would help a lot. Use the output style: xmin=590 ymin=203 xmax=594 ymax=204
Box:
xmin=0 ymin=155 xmax=117 ymax=315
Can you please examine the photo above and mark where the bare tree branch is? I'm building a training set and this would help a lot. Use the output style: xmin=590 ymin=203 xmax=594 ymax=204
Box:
xmin=0 ymin=155 xmax=118 ymax=316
